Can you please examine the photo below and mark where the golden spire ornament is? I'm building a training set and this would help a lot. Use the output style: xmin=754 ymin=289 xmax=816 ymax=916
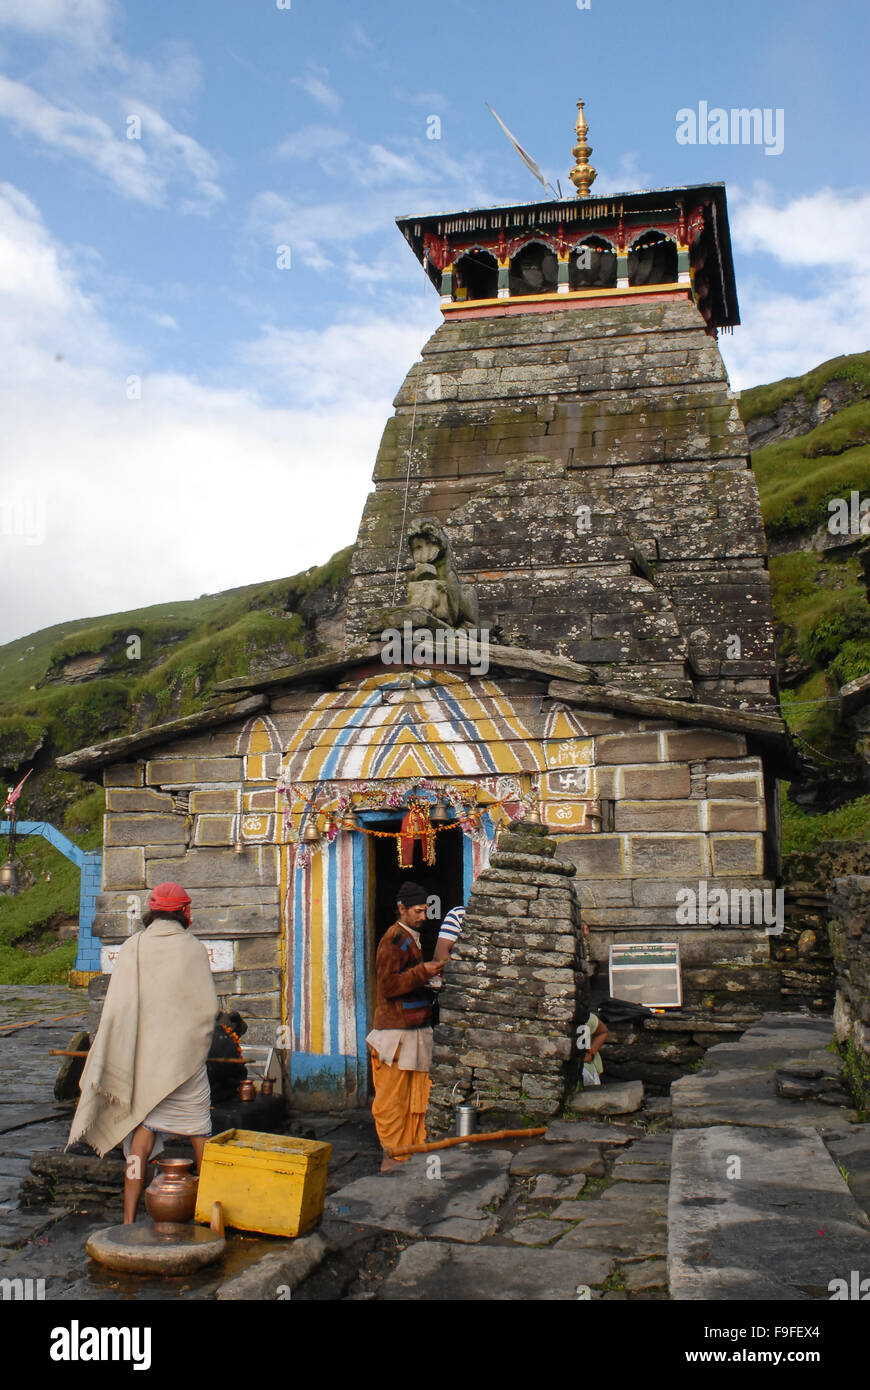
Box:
xmin=569 ymin=98 xmax=596 ymax=198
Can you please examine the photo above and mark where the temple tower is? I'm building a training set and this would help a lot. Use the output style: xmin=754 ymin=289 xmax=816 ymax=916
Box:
xmin=347 ymin=103 xmax=775 ymax=713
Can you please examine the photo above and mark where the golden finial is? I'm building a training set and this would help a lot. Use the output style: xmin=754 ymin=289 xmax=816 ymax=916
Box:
xmin=569 ymin=98 xmax=597 ymax=198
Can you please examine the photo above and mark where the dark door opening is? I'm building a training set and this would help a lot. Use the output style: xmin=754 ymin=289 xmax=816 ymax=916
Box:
xmin=371 ymin=817 xmax=465 ymax=959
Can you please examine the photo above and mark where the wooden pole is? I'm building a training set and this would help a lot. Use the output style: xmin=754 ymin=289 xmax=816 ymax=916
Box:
xmin=388 ymin=1126 xmax=546 ymax=1157
xmin=0 ymin=1011 xmax=87 ymax=1036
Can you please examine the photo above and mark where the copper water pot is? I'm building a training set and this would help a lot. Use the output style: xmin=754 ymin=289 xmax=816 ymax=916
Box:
xmin=238 ymin=1079 xmax=256 ymax=1102
xmin=144 ymin=1157 xmax=198 ymax=1225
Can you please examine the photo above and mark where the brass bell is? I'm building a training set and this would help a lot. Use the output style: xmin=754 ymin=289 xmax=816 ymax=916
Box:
xmin=430 ymin=802 xmax=450 ymax=824
xmin=0 ymin=860 xmax=18 ymax=890
xmin=302 ymin=819 xmax=320 ymax=843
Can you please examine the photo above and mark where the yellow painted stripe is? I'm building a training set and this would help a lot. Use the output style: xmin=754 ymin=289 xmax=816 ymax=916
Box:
xmin=442 ymin=282 xmax=687 ymax=310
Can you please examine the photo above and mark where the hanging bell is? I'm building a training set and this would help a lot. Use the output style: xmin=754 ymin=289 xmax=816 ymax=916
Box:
xmin=343 ymin=810 xmax=362 ymax=831
xmin=0 ymin=860 xmax=18 ymax=890
xmin=430 ymin=802 xmax=450 ymax=824
xmin=302 ymin=819 xmax=321 ymax=843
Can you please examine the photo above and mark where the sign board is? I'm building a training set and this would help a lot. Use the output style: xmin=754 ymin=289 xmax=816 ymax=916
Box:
xmin=101 ymin=939 xmax=234 ymax=975
xmin=608 ymin=942 xmax=682 ymax=1008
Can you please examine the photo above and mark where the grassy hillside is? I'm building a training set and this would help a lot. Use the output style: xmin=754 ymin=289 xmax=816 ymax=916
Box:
xmin=739 ymin=350 xmax=870 ymax=844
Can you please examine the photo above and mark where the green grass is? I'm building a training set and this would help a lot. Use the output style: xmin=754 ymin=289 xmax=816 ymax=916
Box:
xmin=740 ymin=350 xmax=870 ymax=424
xmin=129 ymin=610 xmax=306 ymax=723
xmin=0 ymin=544 xmax=354 ymax=712
xmin=839 ymin=1036 xmax=870 ymax=1113
xmin=0 ymin=803 xmax=102 ymax=983
xmin=755 ymin=441 xmax=870 ymax=537
xmin=780 ymin=784 xmax=870 ymax=853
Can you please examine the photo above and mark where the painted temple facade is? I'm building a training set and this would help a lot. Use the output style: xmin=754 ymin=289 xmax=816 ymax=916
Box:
xmin=62 ymin=104 xmax=791 ymax=1107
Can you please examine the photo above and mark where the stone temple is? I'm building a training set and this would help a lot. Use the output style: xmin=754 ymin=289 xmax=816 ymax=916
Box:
xmin=62 ymin=102 xmax=789 ymax=1117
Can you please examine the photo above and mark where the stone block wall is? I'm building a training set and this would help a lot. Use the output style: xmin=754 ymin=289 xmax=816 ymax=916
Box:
xmin=430 ymin=822 xmax=588 ymax=1128
xmin=90 ymin=710 xmax=296 ymax=1049
xmin=347 ymin=300 xmax=776 ymax=710
xmin=827 ymin=876 xmax=870 ymax=1101
xmin=553 ymin=721 xmax=774 ymax=974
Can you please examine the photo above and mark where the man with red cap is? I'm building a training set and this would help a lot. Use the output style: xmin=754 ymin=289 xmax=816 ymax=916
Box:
xmin=68 ymin=882 xmax=218 ymax=1222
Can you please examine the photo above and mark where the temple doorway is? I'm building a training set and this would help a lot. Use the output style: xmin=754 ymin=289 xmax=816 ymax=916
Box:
xmin=365 ymin=814 xmax=465 ymax=1093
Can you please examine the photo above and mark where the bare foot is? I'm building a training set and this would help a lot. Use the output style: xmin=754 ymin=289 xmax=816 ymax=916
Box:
xmin=380 ymin=1156 xmax=402 ymax=1173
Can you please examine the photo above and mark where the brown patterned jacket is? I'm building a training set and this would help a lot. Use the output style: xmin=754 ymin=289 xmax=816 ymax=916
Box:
xmin=372 ymin=923 xmax=433 ymax=1030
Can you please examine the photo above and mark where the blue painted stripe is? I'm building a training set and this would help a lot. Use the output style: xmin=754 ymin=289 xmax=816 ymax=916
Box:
xmin=291 ymin=1051 xmax=353 ymax=1082
xmin=352 ymin=830 xmax=369 ymax=1096
xmin=319 ymin=691 xmax=385 ymax=779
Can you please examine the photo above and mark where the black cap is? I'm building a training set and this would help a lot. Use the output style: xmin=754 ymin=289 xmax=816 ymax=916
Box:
xmin=397 ymin=881 xmax=427 ymax=907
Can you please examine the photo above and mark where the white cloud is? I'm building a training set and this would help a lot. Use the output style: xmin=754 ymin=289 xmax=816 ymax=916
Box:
xmin=0 ymin=0 xmax=112 ymax=44
xmin=722 ymin=185 xmax=870 ymax=390
xmin=0 ymin=76 xmax=223 ymax=210
xmin=238 ymin=312 xmax=437 ymax=408
xmin=256 ymin=129 xmax=494 ymax=269
xmin=274 ymin=124 xmax=349 ymax=161
xmin=593 ymin=152 xmax=654 ymax=196
xmin=0 ymin=184 xmax=433 ymax=644
xmin=293 ymin=62 xmax=341 ymax=114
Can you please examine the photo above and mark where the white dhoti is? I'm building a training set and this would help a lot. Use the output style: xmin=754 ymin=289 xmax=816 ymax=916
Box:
xmin=121 ymin=1062 xmax=211 ymax=1160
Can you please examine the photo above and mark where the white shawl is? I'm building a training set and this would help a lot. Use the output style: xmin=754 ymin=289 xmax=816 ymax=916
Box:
xmin=67 ymin=917 xmax=218 ymax=1157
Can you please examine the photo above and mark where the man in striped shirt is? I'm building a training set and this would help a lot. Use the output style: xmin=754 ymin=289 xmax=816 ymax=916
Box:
xmin=434 ymin=905 xmax=465 ymax=963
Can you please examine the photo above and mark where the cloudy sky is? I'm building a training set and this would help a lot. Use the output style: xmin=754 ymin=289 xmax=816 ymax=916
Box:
xmin=1 ymin=0 xmax=867 ymax=643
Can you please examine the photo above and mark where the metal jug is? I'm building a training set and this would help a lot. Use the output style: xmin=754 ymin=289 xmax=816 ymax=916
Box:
xmin=451 ymin=1079 xmax=480 ymax=1136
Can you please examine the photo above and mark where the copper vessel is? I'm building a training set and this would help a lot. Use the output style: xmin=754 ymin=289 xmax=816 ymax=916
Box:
xmin=144 ymin=1157 xmax=198 ymax=1226
xmin=238 ymin=1079 xmax=256 ymax=1102
xmin=261 ymin=1078 xmax=274 ymax=1097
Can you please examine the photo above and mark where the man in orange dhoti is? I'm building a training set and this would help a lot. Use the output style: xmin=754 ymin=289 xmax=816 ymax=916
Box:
xmin=367 ymin=882 xmax=445 ymax=1172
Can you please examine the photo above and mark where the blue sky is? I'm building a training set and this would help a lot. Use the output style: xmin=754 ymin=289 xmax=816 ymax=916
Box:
xmin=0 ymin=0 xmax=868 ymax=642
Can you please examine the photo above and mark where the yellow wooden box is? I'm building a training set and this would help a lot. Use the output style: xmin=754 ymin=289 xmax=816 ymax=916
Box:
xmin=194 ymin=1129 xmax=332 ymax=1238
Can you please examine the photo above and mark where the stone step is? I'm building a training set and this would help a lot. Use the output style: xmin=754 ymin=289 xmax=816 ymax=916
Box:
xmin=669 ymin=1123 xmax=870 ymax=1299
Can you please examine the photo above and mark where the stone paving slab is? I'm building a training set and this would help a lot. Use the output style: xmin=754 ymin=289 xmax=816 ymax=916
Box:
xmin=528 ymin=1174 xmax=586 ymax=1201
xmin=567 ymin=1081 xmax=644 ymax=1115
xmin=544 ymin=1120 xmax=637 ymax=1145
xmin=671 ymin=1067 xmax=854 ymax=1131
xmin=324 ymin=1148 xmax=513 ymax=1242
xmin=669 ymin=1124 xmax=870 ymax=1300
xmin=380 ymin=1240 xmax=615 ymax=1299
xmin=555 ymin=1180 xmax=669 ymax=1259
xmin=0 ymin=1204 xmax=68 ymax=1247
xmin=508 ymin=1218 xmax=572 ymax=1246
xmin=510 ymin=1142 xmax=606 ymax=1179
xmin=697 ymin=1016 xmax=834 ymax=1075
xmin=624 ymin=1258 xmax=668 ymax=1291
xmin=824 ymin=1128 xmax=870 ymax=1220
xmin=0 ymin=1105 xmax=72 ymax=1135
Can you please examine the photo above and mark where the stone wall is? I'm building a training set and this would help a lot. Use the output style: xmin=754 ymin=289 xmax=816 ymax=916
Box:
xmin=90 ymin=706 xmax=306 ymax=1049
xmin=827 ymin=875 xmax=870 ymax=1104
xmin=551 ymin=719 xmax=775 ymax=975
xmin=347 ymin=300 xmax=775 ymax=710
xmin=430 ymin=821 xmax=588 ymax=1128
